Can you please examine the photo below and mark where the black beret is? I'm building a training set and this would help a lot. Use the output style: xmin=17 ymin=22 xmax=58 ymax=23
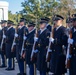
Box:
xmin=19 ymin=18 xmax=26 ymax=22
xmin=40 ymin=18 xmax=47 ymax=21
xmin=54 ymin=15 xmax=64 ymax=21
xmin=0 ymin=20 xmax=7 ymax=24
xmin=39 ymin=20 xmax=47 ymax=24
xmin=66 ymin=17 xmax=72 ymax=23
xmin=28 ymin=22 xmax=35 ymax=27
xmin=40 ymin=17 xmax=50 ymax=22
xmin=7 ymin=20 xmax=14 ymax=24
xmin=45 ymin=17 xmax=50 ymax=21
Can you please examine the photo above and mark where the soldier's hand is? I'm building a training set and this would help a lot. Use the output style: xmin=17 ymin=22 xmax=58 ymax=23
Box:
xmin=22 ymin=53 xmax=25 ymax=59
xmin=23 ymin=36 xmax=27 ymax=40
xmin=68 ymin=38 xmax=73 ymax=44
xmin=49 ymin=37 xmax=54 ymax=43
xmin=3 ymin=35 xmax=6 ymax=38
xmin=15 ymin=33 xmax=18 ymax=37
xmin=34 ymin=37 xmax=38 ymax=42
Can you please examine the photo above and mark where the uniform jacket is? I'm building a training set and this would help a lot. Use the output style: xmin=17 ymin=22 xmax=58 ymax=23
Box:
xmin=5 ymin=27 xmax=15 ymax=58
xmin=50 ymin=26 xmax=68 ymax=74
xmin=24 ymin=29 xmax=35 ymax=64
xmin=35 ymin=29 xmax=50 ymax=71
xmin=16 ymin=26 xmax=28 ymax=61
xmin=70 ymin=27 xmax=76 ymax=75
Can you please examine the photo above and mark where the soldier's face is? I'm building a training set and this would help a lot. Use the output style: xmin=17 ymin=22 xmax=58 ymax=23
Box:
xmin=55 ymin=20 xmax=62 ymax=27
xmin=7 ymin=24 xmax=11 ymax=27
xmin=66 ymin=23 xmax=71 ymax=28
xmin=73 ymin=21 xmax=76 ymax=28
xmin=40 ymin=23 xmax=46 ymax=29
xmin=20 ymin=22 xmax=24 ymax=26
xmin=28 ymin=26 xmax=34 ymax=31
xmin=1 ymin=24 xmax=4 ymax=28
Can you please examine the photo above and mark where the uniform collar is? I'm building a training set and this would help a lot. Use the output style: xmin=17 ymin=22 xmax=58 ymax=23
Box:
xmin=46 ymin=24 xmax=49 ymax=27
xmin=74 ymin=28 xmax=76 ymax=32
xmin=56 ymin=25 xmax=62 ymax=31
xmin=29 ymin=28 xmax=35 ymax=33
xmin=40 ymin=27 xmax=46 ymax=34
xmin=20 ymin=25 xmax=25 ymax=29
xmin=7 ymin=26 xmax=12 ymax=30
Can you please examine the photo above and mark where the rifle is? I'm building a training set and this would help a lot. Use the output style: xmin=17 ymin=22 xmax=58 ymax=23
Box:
xmin=11 ymin=27 xmax=18 ymax=52
xmin=46 ymin=26 xmax=54 ymax=62
xmin=0 ymin=30 xmax=5 ymax=51
xmin=20 ymin=27 xmax=27 ymax=59
xmin=66 ymin=30 xmax=72 ymax=69
xmin=31 ymin=29 xmax=38 ymax=62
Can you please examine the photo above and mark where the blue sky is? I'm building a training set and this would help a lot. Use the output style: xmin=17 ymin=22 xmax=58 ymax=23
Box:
xmin=1 ymin=0 xmax=24 ymax=14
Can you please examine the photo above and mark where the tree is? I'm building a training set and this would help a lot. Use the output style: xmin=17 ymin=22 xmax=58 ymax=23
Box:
xmin=8 ymin=11 xmax=22 ymax=25
xmin=20 ymin=0 xmax=59 ymax=24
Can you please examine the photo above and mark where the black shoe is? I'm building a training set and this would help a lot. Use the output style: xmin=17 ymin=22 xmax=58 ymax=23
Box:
xmin=17 ymin=73 xmax=26 ymax=75
xmin=0 ymin=65 xmax=6 ymax=68
xmin=5 ymin=68 xmax=15 ymax=71
xmin=17 ymin=73 xmax=22 ymax=75
xmin=23 ymin=73 xmax=26 ymax=75
xmin=10 ymin=68 xmax=15 ymax=70
xmin=47 ymin=68 xmax=50 ymax=73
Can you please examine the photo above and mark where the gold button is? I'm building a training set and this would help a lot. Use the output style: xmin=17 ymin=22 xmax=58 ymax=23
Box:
xmin=26 ymin=43 xmax=28 ymax=45
xmin=47 ymin=36 xmax=49 ymax=38
xmin=38 ymin=44 xmax=40 ymax=47
xmin=46 ymin=46 xmax=48 ymax=49
xmin=54 ymin=50 xmax=55 ymax=52
xmin=73 ymin=48 xmax=75 ymax=50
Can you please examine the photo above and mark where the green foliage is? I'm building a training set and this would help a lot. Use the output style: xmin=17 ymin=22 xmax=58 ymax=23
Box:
xmin=8 ymin=0 xmax=76 ymax=25
xmin=8 ymin=11 xmax=22 ymax=25
xmin=20 ymin=0 xmax=59 ymax=23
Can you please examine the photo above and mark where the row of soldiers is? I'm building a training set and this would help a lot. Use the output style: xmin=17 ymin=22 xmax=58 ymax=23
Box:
xmin=0 ymin=14 xmax=76 ymax=75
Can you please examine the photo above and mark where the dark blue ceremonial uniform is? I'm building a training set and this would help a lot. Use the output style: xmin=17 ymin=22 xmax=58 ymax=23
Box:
xmin=5 ymin=27 xmax=15 ymax=69
xmin=46 ymin=24 xmax=51 ymax=32
xmin=35 ymin=29 xmax=50 ymax=75
xmin=70 ymin=27 xmax=76 ymax=75
xmin=0 ymin=27 xmax=7 ymax=67
xmin=24 ymin=29 xmax=35 ymax=75
xmin=16 ymin=26 xmax=28 ymax=74
xmin=50 ymin=26 xmax=68 ymax=75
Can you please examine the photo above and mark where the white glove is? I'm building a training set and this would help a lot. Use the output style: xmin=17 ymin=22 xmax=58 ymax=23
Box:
xmin=68 ymin=38 xmax=73 ymax=44
xmin=34 ymin=49 xmax=38 ymax=53
xmin=48 ymin=48 xmax=52 ymax=52
xmin=23 ymin=36 xmax=27 ymax=40
xmin=49 ymin=37 xmax=54 ymax=43
xmin=34 ymin=37 xmax=38 ymax=42
xmin=67 ymin=55 xmax=72 ymax=59
xmin=3 ymin=35 xmax=6 ymax=38
xmin=15 ymin=33 xmax=18 ymax=37
xmin=13 ymin=42 xmax=16 ymax=46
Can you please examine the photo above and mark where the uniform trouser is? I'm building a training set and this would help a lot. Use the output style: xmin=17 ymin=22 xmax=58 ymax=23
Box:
xmin=18 ymin=60 xmax=24 ymax=74
xmin=1 ymin=53 xmax=5 ymax=66
xmin=29 ymin=64 xmax=34 ymax=75
xmin=8 ymin=58 xmax=15 ymax=68
xmin=40 ymin=71 xmax=46 ymax=75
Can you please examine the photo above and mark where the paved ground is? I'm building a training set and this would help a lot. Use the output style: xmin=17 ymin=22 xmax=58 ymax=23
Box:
xmin=0 ymin=56 xmax=69 ymax=75
xmin=0 ymin=62 xmax=40 ymax=75
xmin=0 ymin=63 xmax=19 ymax=75
xmin=0 ymin=64 xmax=69 ymax=75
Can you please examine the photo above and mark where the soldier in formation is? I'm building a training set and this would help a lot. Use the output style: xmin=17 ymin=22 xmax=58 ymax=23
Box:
xmin=0 ymin=14 xmax=76 ymax=75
